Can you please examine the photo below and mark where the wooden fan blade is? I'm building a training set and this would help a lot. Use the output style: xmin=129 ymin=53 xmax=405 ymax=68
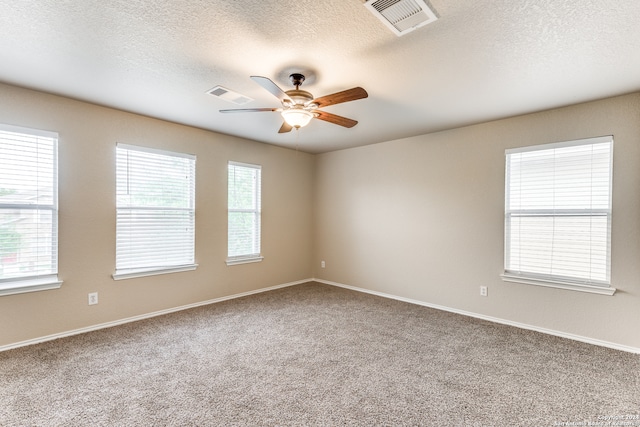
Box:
xmin=250 ymin=76 xmax=293 ymax=104
xmin=278 ymin=122 xmax=293 ymax=133
xmin=313 ymin=87 xmax=368 ymax=108
xmin=314 ymin=110 xmax=358 ymax=128
xmin=219 ymin=108 xmax=280 ymax=113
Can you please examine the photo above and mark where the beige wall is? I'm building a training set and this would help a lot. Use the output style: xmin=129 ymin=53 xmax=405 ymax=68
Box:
xmin=314 ymin=93 xmax=640 ymax=349
xmin=2 ymin=82 xmax=639 ymax=351
xmin=0 ymin=83 xmax=314 ymax=347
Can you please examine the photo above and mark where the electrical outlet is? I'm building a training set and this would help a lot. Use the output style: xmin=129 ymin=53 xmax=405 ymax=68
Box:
xmin=480 ymin=286 xmax=488 ymax=297
xmin=321 ymin=260 xmax=326 ymax=268
xmin=88 ymin=292 xmax=98 ymax=305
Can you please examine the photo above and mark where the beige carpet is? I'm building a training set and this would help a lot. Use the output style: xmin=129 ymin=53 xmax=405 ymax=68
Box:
xmin=1 ymin=282 xmax=638 ymax=426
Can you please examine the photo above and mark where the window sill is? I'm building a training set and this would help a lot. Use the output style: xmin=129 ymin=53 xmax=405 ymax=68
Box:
xmin=501 ymin=273 xmax=616 ymax=296
xmin=226 ymin=256 xmax=264 ymax=266
xmin=0 ymin=276 xmax=63 ymax=296
xmin=112 ymin=264 xmax=198 ymax=281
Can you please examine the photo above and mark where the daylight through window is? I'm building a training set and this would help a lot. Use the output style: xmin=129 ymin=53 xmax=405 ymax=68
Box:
xmin=0 ymin=124 xmax=59 ymax=291
xmin=227 ymin=161 xmax=262 ymax=265
xmin=114 ymin=143 xmax=196 ymax=279
xmin=504 ymin=136 xmax=613 ymax=290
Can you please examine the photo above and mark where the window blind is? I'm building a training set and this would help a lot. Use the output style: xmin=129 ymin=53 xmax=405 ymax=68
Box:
xmin=227 ymin=161 xmax=261 ymax=261
xmin=505 ymin=136 xmax=613 ymax=286
xmin=0 ymin=125 xmax=58 ymax=283
xmin=115 ymin=144 xmax=196 ymax=275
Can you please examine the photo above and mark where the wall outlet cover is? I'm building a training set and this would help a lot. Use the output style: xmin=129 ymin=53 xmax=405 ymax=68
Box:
xmin=88 ymin=292 xmax=98 ymax=305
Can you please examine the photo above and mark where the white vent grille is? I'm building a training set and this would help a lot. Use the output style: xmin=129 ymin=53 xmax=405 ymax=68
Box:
xmin=206 ymin=86 xmax=253 ymax=105
xmin=364 ymin=0 xmax=438 ymax=36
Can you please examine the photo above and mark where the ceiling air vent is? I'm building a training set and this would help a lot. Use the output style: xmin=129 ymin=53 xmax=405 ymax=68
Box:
xmin=364 ymin=0 xmax=438 ymax=36
xmin=206 ymin=86 xmax=253 ymax=105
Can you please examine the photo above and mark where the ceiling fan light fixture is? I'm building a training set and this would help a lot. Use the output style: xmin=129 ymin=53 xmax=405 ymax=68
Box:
xmin=221 ymin=74 xmax=367 ymax=134
xmin=281 ymin=108 xmax=313 ymax=128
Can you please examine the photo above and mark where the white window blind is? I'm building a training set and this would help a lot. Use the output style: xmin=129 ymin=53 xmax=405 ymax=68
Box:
xmin=227 ymin=161 xmax=262 ymax=264
xmin=115 ymin=144 xmax=196 ymax=278
xmin=504 ymin=136 xmax=613 ymax=288
xmin=0 ymin=125 xmax=58 ymax=285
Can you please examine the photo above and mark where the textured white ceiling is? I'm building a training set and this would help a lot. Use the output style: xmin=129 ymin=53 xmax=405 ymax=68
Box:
xmin=1 ymin=0 xmax=639 ymax=153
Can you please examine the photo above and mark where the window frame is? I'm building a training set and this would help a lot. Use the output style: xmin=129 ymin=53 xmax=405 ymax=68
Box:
xmin=0 ymin=124 xmax=62 ymax=296
xmin=112 ymin=143 xmax=197 ymax=280
xmin=226 ymin=161 xmax=262 ymax=266
xmin=502 ymin=135 xmax=615 ymax=295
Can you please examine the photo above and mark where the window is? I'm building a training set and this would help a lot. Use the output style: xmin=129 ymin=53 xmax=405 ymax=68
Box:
xmin=0 ymin=124 xmax=61 ymax=296
xmin=114 ymin=144 xmax=196 ymax=279
xmin=503 ymin=136 xmax=614 ymax=295
xmin=227 ymin=161 xmax=262 ymax=265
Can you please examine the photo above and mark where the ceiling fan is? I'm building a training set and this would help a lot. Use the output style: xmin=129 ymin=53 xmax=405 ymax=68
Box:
xmin=220 ymin=73 xmax=368 ymax=133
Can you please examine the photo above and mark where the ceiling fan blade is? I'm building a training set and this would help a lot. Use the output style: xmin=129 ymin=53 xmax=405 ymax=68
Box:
xmin=313 ymin=87 xmax=368 ymax=108
xmin=278 ymin=122 xmax=293 ymax=133
xmin=314 ymin=110 xmax=358 ymax=128
xmin=250 ymin=76 xmax=293 ymax=104
xmin=219 ymin=108 xmax=280 ymax=113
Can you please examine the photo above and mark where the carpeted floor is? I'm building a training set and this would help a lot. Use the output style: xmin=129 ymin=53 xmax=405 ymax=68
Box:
xmin=1 ymin=282 xmax=638 ymax=426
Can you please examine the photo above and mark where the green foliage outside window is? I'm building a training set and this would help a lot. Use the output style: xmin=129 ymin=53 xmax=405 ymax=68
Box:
xmin=0 ymin=222 xmax=21 ymax=258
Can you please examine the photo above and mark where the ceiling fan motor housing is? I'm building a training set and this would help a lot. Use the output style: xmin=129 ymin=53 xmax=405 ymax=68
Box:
xmin=284 ymin=89 xmax=314 ymax=107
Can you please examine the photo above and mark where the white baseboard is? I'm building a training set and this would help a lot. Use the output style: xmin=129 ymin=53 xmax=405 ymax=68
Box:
xmin=4 ymin=277 xmax=638 ymax=355
xmin=0 ymin=278 xmax=312 ymax=353
xmin=313 ymin=278 xmax=640 ymax=355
